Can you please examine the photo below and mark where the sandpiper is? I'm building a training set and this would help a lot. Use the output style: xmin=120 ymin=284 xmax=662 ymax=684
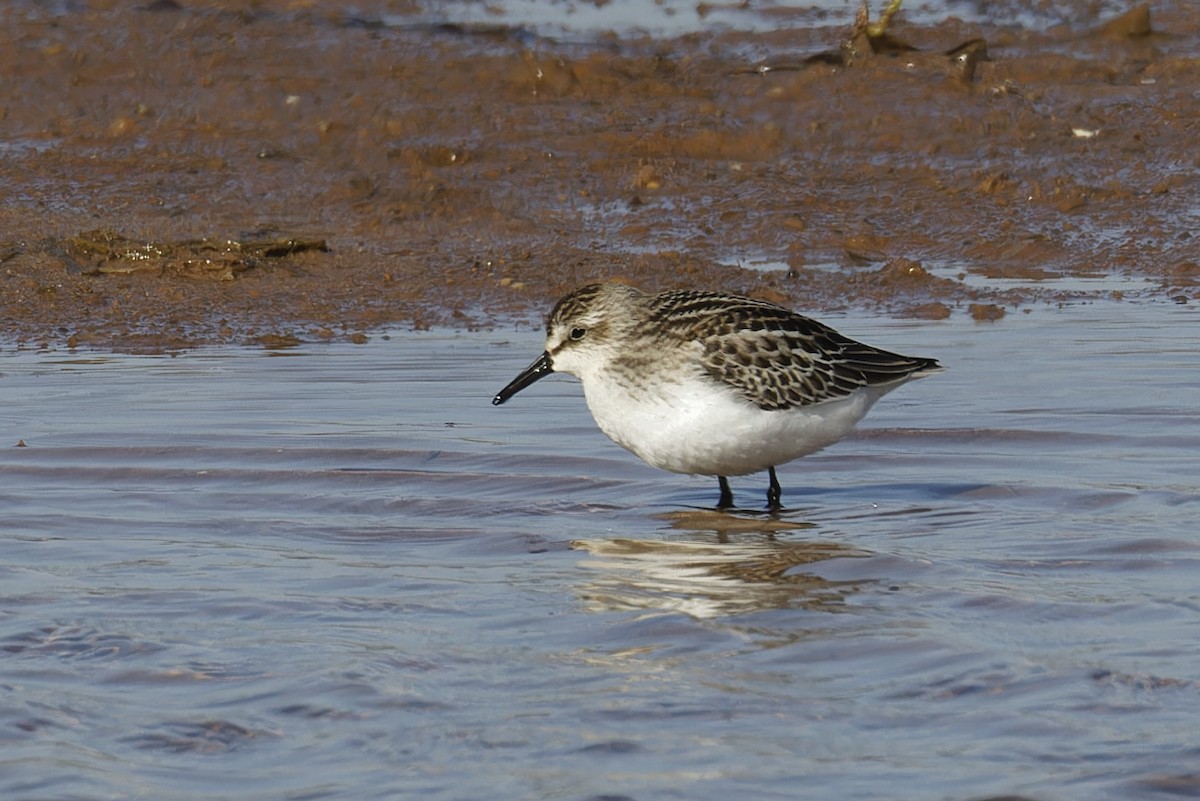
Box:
xmin=493 ymin=283 xmax=941 ymax=510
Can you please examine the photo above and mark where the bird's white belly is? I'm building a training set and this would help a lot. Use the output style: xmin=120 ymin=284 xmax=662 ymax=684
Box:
xmin=582 ymin=371 xmax=877 ymax=477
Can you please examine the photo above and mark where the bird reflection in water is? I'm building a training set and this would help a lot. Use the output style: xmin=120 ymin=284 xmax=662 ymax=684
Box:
xmin=571 ymin=513 xmax=869 ymax=619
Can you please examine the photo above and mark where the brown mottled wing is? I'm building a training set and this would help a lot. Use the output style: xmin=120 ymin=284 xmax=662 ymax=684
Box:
xmin=649 ymin=291 xmax=940 ymax=411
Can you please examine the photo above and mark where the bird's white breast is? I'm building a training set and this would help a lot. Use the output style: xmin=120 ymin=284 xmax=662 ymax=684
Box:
xmin=579 ymin=364 xmax=879 ymax=477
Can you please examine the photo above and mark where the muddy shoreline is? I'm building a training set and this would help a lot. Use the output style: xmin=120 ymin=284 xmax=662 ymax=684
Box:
xmin=1 ymin=1 xmax=1196 ymax=351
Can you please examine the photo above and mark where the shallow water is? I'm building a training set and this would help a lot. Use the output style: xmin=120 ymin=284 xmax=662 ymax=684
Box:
xmin=2 ymin=300 xmax=1199 ymax=801
xmin=417 ymin=0 xmax=1089 ymax=36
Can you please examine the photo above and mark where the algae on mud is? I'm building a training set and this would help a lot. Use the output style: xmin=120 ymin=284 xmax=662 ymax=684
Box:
xmin=59 ymin=229 xmax=329 ymax=279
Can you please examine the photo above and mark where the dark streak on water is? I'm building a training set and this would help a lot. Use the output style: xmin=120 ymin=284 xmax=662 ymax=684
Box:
xmin=2 ymin=302 xmax=1199 ymax=801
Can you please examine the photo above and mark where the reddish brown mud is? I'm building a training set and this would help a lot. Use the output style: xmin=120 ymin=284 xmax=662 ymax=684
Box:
xmin=1 ymin=1 xmax=1195 ymax=350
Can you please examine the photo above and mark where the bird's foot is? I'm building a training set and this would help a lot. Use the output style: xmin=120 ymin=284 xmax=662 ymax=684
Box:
xmin=765 ymin=466 xmax=783 ymax=513
xmin=716 ymin=476 xmax=735 ymax=511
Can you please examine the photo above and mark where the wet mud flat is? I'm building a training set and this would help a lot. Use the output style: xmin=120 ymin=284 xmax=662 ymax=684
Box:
xmin=2 ymin=0 xmax=1199 ymax=350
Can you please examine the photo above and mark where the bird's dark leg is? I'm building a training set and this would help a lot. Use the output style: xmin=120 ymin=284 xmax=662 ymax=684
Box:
xmin=766 ymin=467 xmax=782 ymax=512
xmin=717 ymin=476 xmax=734 ymax=510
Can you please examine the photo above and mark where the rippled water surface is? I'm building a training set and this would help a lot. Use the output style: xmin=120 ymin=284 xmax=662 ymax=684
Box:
xmin=2 ymin=301 xmax=1199 ymax=801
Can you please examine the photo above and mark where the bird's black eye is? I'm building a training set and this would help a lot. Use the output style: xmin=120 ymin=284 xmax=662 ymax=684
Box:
xmin=569 ymin=327 xmax=587 ymax=341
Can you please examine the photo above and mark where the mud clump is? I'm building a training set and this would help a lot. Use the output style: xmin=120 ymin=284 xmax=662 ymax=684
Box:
xmin=969 ymin=303 xmax=1007 ymax=322
xmin=60 ymin=230 xmax=329 ymax=281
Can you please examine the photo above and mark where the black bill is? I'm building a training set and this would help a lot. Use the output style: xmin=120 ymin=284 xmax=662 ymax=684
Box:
xmin=492 ymin=352 xmax=554 ymax=405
